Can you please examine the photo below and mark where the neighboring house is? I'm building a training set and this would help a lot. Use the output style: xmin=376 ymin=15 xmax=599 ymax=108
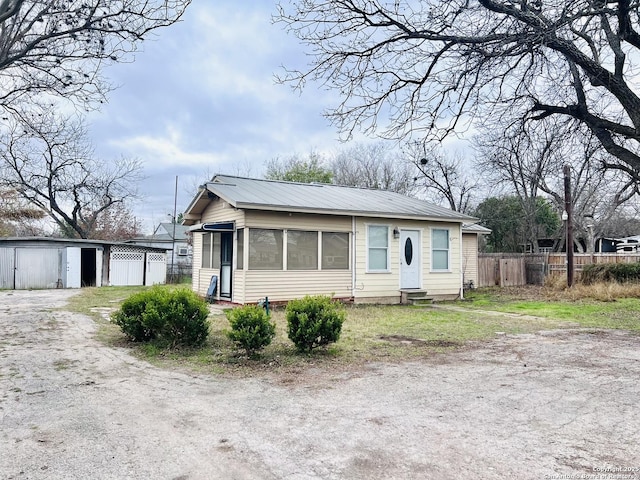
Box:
xmin=182 ymin=175 xmax=480 ymax=304
xmin=462 ymin=223 xmax=491 ymax=288
xmin=0 ymin=237 xmax=167 ymax=290
xmin=127 ymin=222 xmax=192 ymax=276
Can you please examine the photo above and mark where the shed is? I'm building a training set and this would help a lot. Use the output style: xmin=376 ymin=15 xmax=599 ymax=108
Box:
xmin=182 ymin=175 xmax=480 ymax=304
xmin=0 ymin=237 xmax=167 ymax=290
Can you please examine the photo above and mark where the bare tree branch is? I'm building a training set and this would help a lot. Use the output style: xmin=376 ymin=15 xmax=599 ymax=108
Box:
xmin=276 ymin=0 xmax=640 ymax=182
xmin=0 ymin=107 xmax=143 ymax=238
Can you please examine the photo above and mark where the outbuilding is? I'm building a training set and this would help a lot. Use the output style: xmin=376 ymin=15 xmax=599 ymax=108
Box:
xmin=183 ymin=175 xmax=481 ymax=304
xmin=0 ymin=237 xmax=167 ymax=289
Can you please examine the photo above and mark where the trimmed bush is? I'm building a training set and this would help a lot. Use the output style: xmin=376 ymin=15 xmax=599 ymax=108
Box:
xmin=111 ymin=286 xmax=209 ymax=347
xmin=286 ymin=295 xmax=345 ymax=353
xmin=225 ymin=305 xmax=276 ymax=357
xmin=582 ymin=263 xmax=640 ymax=285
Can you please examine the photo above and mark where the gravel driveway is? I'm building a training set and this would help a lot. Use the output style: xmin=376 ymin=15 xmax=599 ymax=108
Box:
xmin=1 ymin=289 xmax=639 ymax=480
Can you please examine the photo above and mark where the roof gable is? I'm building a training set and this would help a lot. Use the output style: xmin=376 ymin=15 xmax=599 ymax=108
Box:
xmin=183 ymin=175 xmax=477 ymax=225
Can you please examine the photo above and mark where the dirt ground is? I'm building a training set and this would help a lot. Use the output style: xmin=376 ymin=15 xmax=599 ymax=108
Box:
xmin=1 ymin=290 xmax=639 ymax=480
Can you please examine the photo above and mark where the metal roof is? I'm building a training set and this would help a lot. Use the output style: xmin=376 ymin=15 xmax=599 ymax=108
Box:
xmin=462 ymin=223 xmax=492 ymax=234
xmin=183 ymin=175 xmax=478 ymax=225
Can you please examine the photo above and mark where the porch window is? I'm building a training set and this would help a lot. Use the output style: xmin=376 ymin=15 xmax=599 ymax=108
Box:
xmin=201 ymin=232 xmax=221 ymax=269
xmin=432 ymin=228 xmax=450 ymax=271
xmin=322 ymin=232 xmax=349 ymax=269
xmin=287 ymin=230 xmax=318 ymax=270
xmin=236 ymin=228 xmax=244 ymax=270
xmin=367 ymin=225 xmax=389 ymax=271
xmin=249 ymin=229 xmax=283 ymax=270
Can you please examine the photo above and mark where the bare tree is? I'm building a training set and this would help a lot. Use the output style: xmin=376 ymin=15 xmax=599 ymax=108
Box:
xmin=406 ymin=144 xmax=478 ymax=213
xmin=477 ymin=118 xmax=639 ymax=251
xmin=332 ymin=142 xmax=415 ymax=194
xmin=0 ymin=0 xmax=190 ymax=113
xmin=0 ymin=109 xmax=143 ymax=238
xmin=276 ymin=1 xmax=640 ymax=183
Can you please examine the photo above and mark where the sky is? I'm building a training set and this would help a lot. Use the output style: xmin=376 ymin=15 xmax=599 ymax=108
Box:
xmin=86 ymin=2 xmax=346 ymax=233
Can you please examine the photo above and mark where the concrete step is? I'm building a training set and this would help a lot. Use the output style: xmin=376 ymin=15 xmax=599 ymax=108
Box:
xmin=400 ymin=290 xmax=433 ymax=305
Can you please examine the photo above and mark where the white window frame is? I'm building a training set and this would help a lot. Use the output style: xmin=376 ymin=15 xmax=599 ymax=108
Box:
xmin=431 ymin=227 xmax=451 ymax=272
xmin=366 ymin=224 xmax=391 ymax=273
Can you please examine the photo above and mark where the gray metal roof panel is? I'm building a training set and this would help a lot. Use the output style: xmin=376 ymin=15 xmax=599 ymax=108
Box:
xmin=207 ymin=175 xmax=477 ymax=222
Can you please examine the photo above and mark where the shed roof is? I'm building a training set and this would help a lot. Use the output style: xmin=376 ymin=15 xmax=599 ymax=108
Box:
xmin=183 ymin=175 xmax=477 ymax=225
xmin=0 ymin=236 xmax=166 ymax=252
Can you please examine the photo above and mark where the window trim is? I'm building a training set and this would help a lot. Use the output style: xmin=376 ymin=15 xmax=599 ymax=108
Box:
xmin=431 ymin=227 xmax=451 ymax=272
xmin=366 ymin=224 xmax=391 ymax=273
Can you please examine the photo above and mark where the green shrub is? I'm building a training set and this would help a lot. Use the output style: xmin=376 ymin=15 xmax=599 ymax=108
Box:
xmin=582 ymin=263 xmax=640 ymax=285
xmin=111 ymin=286 xmax=209 ymax=347
xmin=225 ymin=305 xmax=276 ymax=357
xmin=286 ymin=295 xmax=345 ymax=353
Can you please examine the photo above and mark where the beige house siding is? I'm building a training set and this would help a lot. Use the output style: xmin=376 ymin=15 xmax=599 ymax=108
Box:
xmin=201 ymin=198 xmax=245 ymax=225
xmin=423 ymin=222 xmax=463 ymax=298
xmin=196 ymin=268 xmax=219 ymax=297
xmin=462 ymin=233 xmax=479 ymax=287
xmin=353 ymin=218 xmax=463 ymax=302
xmin=243 ymin=270 xmax=352 ymax=303
xmin=191 ymin=233 xmax=203 ymax=294
xmin=244 ymin=211 xmax=351 ymax=231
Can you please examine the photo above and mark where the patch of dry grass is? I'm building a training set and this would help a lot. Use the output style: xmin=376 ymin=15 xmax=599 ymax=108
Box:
xmin=542 ymin=276 xmax=640 ymax=301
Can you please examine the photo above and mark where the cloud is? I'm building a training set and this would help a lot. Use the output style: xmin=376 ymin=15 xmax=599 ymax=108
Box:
xmin=85 ymin=2 xmax=346 ymax=231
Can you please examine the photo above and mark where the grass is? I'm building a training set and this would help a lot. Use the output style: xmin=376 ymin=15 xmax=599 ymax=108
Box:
xmin=63 ymin=282 xmax=640 ymax=377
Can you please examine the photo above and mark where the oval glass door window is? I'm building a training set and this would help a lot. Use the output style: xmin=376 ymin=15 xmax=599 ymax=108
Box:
xmin=404 ymin=237 xmax=413 ymax=265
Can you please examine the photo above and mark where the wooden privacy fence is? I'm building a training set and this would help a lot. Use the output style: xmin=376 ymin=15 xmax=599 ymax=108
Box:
xmin=478 ymin=253 xmax=640 ymax=287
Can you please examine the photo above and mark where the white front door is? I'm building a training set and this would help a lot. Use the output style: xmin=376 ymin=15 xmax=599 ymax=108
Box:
xmin=400 ymin=230 xmax=421 ymax=289
xmin=66 ymin=247 xmax=82 ymax=288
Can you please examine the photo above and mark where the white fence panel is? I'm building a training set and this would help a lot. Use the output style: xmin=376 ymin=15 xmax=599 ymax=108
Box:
xmin=110 ymin=251 xmax=145 ymax=286
xmin=146 ymin=252 xmax=167 ymax=285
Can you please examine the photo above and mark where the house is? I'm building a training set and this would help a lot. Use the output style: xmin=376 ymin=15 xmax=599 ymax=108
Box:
xmin=0 ymin=237 xmax=167 ymax=289
xmin=182 ymin=175 xmax=481 ymax=304
xmin=127 ymin=222 xmax=192 ymax=277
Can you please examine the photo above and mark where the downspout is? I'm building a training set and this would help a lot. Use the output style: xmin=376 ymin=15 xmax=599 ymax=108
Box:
xmin=351 ymin=216 xmax=356 ymax=300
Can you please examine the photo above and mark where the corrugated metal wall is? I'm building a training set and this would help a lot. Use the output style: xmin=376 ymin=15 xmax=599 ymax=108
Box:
xmin=0 ymin=248 xmax=15 ymax=289
xmin=15 ymin=248 xmax=62 ymax=289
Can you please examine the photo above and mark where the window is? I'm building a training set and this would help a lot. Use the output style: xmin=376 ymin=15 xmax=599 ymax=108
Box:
xmin=177 ymin=247 xmax=188 ymax=256
xmin=367 ymin=225 xmax=389 ymax=271
xmin=236 ymin=228 xmax=244 ymax=270
xmin=201 ymin=232 xmax=221 ymax=269
xmin=249 ymin=229 xmax=283 ymax=270
xmin=287 ymin=230 xmax=318 ymax=270
xmin=432 ymin=228 xmax=450 ymax=271
xmin=322 ymin=232 xmax=349 ymax=269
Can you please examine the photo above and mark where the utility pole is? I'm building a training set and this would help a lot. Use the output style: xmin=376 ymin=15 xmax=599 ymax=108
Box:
xmin=563 ymin=165 xmax=573 ymax=287
xmin=171 ymin=175 xmax=178 ymax=282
